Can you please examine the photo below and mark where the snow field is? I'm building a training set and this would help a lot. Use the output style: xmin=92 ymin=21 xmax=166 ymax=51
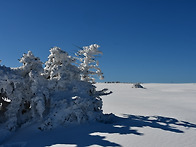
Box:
xmin=1 ymin=83 xmax=196 ymax=147
xmin=96 ymin=83 xmax=196 ymax=147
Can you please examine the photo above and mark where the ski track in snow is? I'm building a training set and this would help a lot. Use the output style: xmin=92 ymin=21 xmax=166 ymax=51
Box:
xmin=1 ymin=83 xmax=196 ymax=147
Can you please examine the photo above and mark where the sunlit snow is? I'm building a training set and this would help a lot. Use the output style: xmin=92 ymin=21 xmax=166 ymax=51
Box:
xmin=1 ymin=83 xmax=196 ymax=147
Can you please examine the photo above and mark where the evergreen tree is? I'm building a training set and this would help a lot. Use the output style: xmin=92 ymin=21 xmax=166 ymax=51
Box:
xmin=18 ymin=51 xmax=43 ymax=77
xmin=0 ymin=44 xmax=112 ymax=133
xmin=76 ymin=44 xmax=104 ymax=83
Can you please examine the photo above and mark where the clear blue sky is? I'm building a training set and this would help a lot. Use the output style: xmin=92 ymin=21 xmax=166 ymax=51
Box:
xmin=0 ymin=0 xmax=196 ymax=83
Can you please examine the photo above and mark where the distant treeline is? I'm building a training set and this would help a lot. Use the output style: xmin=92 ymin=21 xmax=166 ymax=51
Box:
xmin=104 ymin=81 xmax=133 ymax=84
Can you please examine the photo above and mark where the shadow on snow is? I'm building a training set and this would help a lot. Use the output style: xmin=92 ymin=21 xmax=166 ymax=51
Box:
xmin=2 ymin=114 xmax=196 ymax=147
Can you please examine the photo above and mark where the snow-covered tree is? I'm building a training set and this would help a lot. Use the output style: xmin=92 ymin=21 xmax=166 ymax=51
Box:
xmin=18 ymin=51 xmax=43 ymax=77
xmin=0 ymin=65 xmax=28 ymax=131
xmin=44 ymin=47 xmax=80 ymax=91
xmin=17 ymin=51 xmax=49 ymax=120
xmin=76 ymin=44 xmax=104 ymax=83
xmin=0 ymin=44 xmax=112 ymax=134
xmin=38 ymin=46 xmax=107 ymax=130
xmin=0 ymin=51 xmax=48 ymax=131
xmin=44 ymin=47 xmax=79 ymax=80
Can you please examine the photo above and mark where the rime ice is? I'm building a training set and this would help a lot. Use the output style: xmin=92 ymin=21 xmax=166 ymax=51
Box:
xmin=0 ymin=44 xmax=111 ymax=134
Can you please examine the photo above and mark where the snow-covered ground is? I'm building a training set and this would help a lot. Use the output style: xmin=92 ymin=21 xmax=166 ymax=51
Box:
xmin=1 ymin=83 xmax=196 ymax=147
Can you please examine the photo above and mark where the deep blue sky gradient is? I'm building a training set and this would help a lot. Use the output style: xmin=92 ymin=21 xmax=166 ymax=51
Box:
xmin=0 ymin=0 xmax=196 ymax=83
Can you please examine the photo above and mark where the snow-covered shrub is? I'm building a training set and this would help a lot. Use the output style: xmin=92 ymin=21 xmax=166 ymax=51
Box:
xmin=75 ymin=44 xmax=104 ymax=83
xmin=0 ymin=44 xmax=111 ymax=133
xmin=132 ymin=83 xmax=144 ymax=89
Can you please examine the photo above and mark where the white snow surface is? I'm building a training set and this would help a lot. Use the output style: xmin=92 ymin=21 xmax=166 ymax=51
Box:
xmin=1 ymin=83 xmax=196 ymax=147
